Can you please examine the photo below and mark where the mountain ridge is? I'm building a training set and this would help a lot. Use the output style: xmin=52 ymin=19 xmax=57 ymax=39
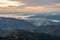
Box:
xmin=0 ymin=17 xmax=37 ymax=37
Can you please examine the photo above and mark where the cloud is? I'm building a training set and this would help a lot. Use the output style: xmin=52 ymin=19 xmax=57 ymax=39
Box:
xmin=0 ymin=0 xmax=60 ymax=12
xmin=13 ymin=0 xmax=60 ymax=8
xmin=43 ymin=3 xmax=60 ymax=8
xmin=0 ymin=0 xmax=25 ymax=7
xmin=0 ymin=6 xmax=60 ymax=12
xmin=56 ymin=3 xmax=60 ymax=6
xmin=51 ymin=20 xmax=60 ymax=22
xmin=24 ymin=6 xmax=60 ymax=12
xmin=0 ymin=0 xmax=60 ymax=8
xmin=18 ymin=0 xmax=60 ymax=5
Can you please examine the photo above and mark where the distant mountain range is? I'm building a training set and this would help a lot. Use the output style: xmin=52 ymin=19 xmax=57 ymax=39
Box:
xmin=26 ymin=12 xmax=60 ymax=26
xmin=29 ymin=12 xmax=60 ymax=20
xmin=26 ymin=17 xmax=60 ymax=26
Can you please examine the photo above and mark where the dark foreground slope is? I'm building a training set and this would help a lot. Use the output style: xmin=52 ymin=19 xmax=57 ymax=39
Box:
xmin=35 ymin=24 xmax=60 ymax=37
xmin=0 ymin=29 xmax=60 ymax=40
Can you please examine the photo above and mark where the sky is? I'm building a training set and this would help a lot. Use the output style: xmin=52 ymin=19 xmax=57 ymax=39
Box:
xmin=0 ymin=0 xmax=60 ymax=12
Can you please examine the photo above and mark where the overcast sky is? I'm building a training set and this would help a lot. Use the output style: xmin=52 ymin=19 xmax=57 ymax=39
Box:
xmin=0 ymin=0 xmax=60 ymax=12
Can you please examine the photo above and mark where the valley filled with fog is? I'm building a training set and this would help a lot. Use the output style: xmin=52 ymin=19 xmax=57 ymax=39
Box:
xmin=0 ymin=12 xmax=60 ymax=40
